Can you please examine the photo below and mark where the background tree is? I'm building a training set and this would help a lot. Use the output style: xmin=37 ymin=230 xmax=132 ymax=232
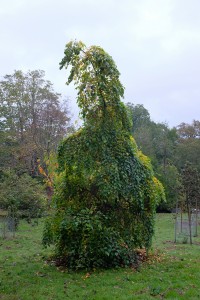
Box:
xmin=0 ymin=70 xmax=72 ymax=176
xmin=126 ymin=103 xmax=179 ymax=211
xmin=126 ymin=103 xmax=155 ymax=163
xmin=157 ymin=164 xmax=182 ymax=212
xmin=181 ymin=162 xmax=200 ymax=242
xmin=175 ymin=121 xmax=200 ymax=172
xmin=126 ymin=103 xmax=178 ymax=169
xmin=126 ymin=103 xmax=151 ymax=131
xmin=43 ymin=41 xmax=165 ymax=270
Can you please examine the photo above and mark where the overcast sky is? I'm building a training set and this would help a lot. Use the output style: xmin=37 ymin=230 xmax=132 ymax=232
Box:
xmin=0 ymin=0 xmax=200 ymax=127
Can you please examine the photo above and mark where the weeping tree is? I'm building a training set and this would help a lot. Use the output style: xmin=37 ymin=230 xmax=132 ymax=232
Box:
xmin=43 ymin=41 xmax=165 ymax=269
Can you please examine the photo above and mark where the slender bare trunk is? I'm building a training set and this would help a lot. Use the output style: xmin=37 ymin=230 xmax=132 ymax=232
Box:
xmin=195 ymin=198 xmax=198 ymax=237
xmin=174 ymin=198 xmax=179 ymax=243
xmin=186 ymin=192 xmax=192 ymax=244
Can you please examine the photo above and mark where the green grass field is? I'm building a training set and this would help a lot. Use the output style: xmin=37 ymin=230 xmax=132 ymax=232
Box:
xmin=0 ymin=214 xmax=200 ymax=300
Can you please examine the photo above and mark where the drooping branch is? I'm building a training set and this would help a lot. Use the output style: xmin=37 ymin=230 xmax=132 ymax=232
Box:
xmin=59 ymin=40 xmax=124 ymax=119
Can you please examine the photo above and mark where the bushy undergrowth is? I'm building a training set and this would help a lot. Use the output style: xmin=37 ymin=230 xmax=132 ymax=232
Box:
xmin=0 ymin=169 xmax=46 ymax=216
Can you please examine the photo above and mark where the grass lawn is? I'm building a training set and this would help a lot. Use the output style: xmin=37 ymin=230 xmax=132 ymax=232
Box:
xmin=0 ymin=214 xmax=200 ymax=300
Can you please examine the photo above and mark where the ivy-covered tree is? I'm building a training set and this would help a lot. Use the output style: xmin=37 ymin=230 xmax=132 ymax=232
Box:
xmin=43 ymin=41 xmax=165 ymax=269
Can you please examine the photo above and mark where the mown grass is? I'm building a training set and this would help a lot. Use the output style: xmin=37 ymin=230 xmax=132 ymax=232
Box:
xmin=0 ymin=214 xmax=200 ymax=300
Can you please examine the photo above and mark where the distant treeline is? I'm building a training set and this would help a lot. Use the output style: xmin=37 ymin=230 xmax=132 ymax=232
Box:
xmin=127 ymin=102 xmax=200 ymax=211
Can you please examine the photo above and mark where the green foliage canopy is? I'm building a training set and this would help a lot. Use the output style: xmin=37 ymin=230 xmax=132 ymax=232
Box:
xmin=44 ymin=41 xmax=165 ymax=269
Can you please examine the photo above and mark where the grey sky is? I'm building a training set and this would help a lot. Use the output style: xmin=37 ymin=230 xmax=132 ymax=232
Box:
xmin=0 ymin=0 xmax=200 ymax=127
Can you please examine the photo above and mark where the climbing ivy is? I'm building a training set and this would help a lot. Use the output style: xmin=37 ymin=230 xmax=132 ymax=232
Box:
xmin=43 ymin=41 xmax=165 ymax=269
